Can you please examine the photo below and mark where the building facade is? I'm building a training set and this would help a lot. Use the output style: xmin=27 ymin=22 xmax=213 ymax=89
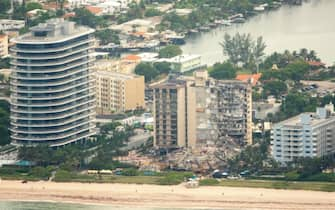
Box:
xmin=0 ymin=34 xmax=9 ymax=58
xmin=10 ymin=18 xmax=96 ymax=146
xmin=153 ymin=79 xmax=196 ymax=149
xmin=95 ymin=71 xmax=145 ymax=114
xmin=271 ymin=104 xmax=335 ymax=163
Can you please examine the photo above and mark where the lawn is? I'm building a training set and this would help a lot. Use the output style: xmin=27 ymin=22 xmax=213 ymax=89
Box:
xmin=200 ymin=179 xmax=335 ymax=192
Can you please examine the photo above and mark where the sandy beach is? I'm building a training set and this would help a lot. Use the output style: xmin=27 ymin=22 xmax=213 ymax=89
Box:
xmin=0 ymin=180 xmax=334 ymax=209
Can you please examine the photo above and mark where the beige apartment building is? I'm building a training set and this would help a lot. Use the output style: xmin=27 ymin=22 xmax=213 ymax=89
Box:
xmin=95 ymin=71 xmax=145 ymax=114
xmin=0 ymin=34 xmax=8 ymax=58
xmin=153 ymin=79 xmax=196 ymax=149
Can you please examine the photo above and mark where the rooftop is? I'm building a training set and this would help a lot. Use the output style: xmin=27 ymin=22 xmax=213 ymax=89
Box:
xmin=95 ymin=70 xmax=142 ymax=81
xmin=123 ymin=54 xmax=141 ymax=61
xmin=153 ymin=78 xmax=186 ymax=89
xmin=162 ymin=54 xmax=201 ymax=63
xmin=236 ymin=73 xmax=262 ymax=86
xmin=275 ymin=104 xmax=335 ymax=128
xmin=85 ymin=6 xmax=103 ymax=15
xmin=12 ymin=18 xmax=94 ymax=44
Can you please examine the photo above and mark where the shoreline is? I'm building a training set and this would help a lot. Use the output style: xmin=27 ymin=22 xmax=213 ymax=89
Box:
xmin=0 ymin=180 xmax=334 ymax=209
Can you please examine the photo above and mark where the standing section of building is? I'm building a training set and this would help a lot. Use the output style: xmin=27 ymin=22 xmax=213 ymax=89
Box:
xmin=153 ymin=79 xmax=196 ymax=149
xmin=153 ymin=72 xmax=252 ymax=149
xmin=209 ymin=80 xmax=252 ymax=145
xmin=10 ymin=19 xmax=96 ymax=146
xmin=271 ymin=104 xmax=335 ymax=164
xmin=95 ymin=71 xmax=145 ymax=114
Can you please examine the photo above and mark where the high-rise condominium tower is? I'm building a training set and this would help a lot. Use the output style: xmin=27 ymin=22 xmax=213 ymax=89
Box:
xmin=10 ymin=19 xmax=96 ymax=146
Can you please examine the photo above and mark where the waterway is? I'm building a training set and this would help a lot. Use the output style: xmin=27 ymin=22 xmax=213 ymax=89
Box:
xmin=181 ymin=0 xmax=335 ymax=66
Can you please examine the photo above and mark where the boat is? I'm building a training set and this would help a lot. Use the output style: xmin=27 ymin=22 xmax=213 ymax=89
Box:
xmin=188 ymin=29 xmax=199 ymax=34
xmin=231 ymin=17 xmax=245 ymax=23
xmin=228 ymin=13 xmax=244 ymax=20
xmin=165 ymin=33 xmax=186 ymax=45
xmin=220 ymin=19 xmax=232 ymax=26
xmin=254 ymin=6 xmax=265 ymax=11
xmin=199 ymin=26 xmax=210 ymax=32
xmin=208 ymin=23 xmax=217 ymax=28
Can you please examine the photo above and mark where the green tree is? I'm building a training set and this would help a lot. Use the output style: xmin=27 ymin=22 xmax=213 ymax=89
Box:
xmin=262 ymin=80 xmax=287 ymax=98
xmin=71 ymin=8 xmax=106 ymax=28
xmin=135 ymin=63 xmax=159 ymax=82
xmin=25 ymin=2 xmax=43 ymax=11
xmin=208 ymin=62 xmax=236 ymax=80
xmin=0 ymin=0 xmax=10 ymax=14
xmin=95 ymin=29 xmax=120 ymax=45
xmin=144 ymin=8 xmax=162 ymax=17
xmin=158 ymin=45 xmax=182 ymax=58
xmin=153 ymin=62 xmax=171 ymax=74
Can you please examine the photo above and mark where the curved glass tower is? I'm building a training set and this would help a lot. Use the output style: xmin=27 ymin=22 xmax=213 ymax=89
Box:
xmin=10 ymin=19 xmax=96 ymax=147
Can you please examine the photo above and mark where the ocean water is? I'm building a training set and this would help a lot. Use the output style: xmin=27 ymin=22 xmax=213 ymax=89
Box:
xmin=0 ymin=201 xmax=231 ymax=210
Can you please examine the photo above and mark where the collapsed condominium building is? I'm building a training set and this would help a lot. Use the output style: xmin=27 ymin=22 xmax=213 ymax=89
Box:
xmin=153 ymin=71 xmax=252 ymax=149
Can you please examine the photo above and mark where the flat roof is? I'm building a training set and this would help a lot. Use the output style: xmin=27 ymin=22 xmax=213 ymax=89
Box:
xmin=163 ymin=54 xmax=201 ymax=63
xmin=153 ymin=79 xmax=186 ymax=89
xmin=275 ymin=113 xmax=335 ymax=127
xmin=95 ymin=70 xmax=142 ymax=81
xmin=12 ymin=18 xmax=94 ymax=44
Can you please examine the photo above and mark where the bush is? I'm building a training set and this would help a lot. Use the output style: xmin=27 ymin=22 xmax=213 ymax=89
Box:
xmin=30 ymin=166 xmax=51 ymax=179
xmin=158 ymin=172 xmax=193 ymax=185
xmin=199 ymin=179 xmax=220 ymax=186
xmin=284 ymin=171 xmax=300 ymax=181
xmin=122 ymin=168 xmax=139 ymax=176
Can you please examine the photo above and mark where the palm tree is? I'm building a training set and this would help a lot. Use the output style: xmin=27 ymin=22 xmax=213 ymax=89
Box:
xmin=307 ymin=50 xmax=317 ymax=61
xmin=299 ymin=48 xmax=308 ymax=61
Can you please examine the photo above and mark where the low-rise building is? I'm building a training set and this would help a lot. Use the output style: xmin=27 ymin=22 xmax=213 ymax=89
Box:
xmin=95 ymin=71 xmax=145 ymax=114
xmin=0 ymin=34 xmax=9 ymax=58
xmin=271 ymin=103 xmax=335 ymax=164
xmin=166 ymin=54 xmax=203 ymax=73
xmin=0 ymin=19 xmax=25 ymax=31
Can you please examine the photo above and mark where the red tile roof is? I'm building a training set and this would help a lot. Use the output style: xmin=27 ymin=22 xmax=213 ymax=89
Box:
xmin=236 ymin=73 xmax=262 ymax=86
xmin=85 ymin=6 xmax=102 ymax=15
xmin=123 ymin=54 xmax=141 ymax=61
xmin=307 ymin=61 xmax=325 ymax=67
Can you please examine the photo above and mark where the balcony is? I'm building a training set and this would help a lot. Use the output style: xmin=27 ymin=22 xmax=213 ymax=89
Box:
xmin=11 ymin=111 xmax=94 ymax=127
xmin=11 ymin=96 xmax=95 ymax=114
xmin=11 ymin=73 xmax=90 ymax=87
xmin=11 ymin=38 xmax=95 ymax=53
xmin=11 ymin=44 xmax=92 ymax=60
xmin=11 ymin=86 xmax=93 ymax=101
xmin=11 ymin=66 xmax=89 ymax=81
xmin=11 ymin=92 xmax=93 ymax=107
xmin=11 ymin=105 xmax=95 ymax=121
xmin=11 ymin=124 xmax=95 ymax=141
xmin=12 ymin=58 xmax=95 ymax=74
xmin=11 ymin=78 xmax=95 ymax=93
xmin=11 ymin=53 xmax=90 ymax=67
xmin=10 ymin=119 xmax=91 ymax=135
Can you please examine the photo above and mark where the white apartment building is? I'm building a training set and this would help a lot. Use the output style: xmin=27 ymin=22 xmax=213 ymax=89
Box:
xmin=10 ymin=19 xmax=96 ymax=147
xmin=166 ymin=54 xmax=203 ymax=73
xmin=271 ymin=103 xmax=335 ymax=164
